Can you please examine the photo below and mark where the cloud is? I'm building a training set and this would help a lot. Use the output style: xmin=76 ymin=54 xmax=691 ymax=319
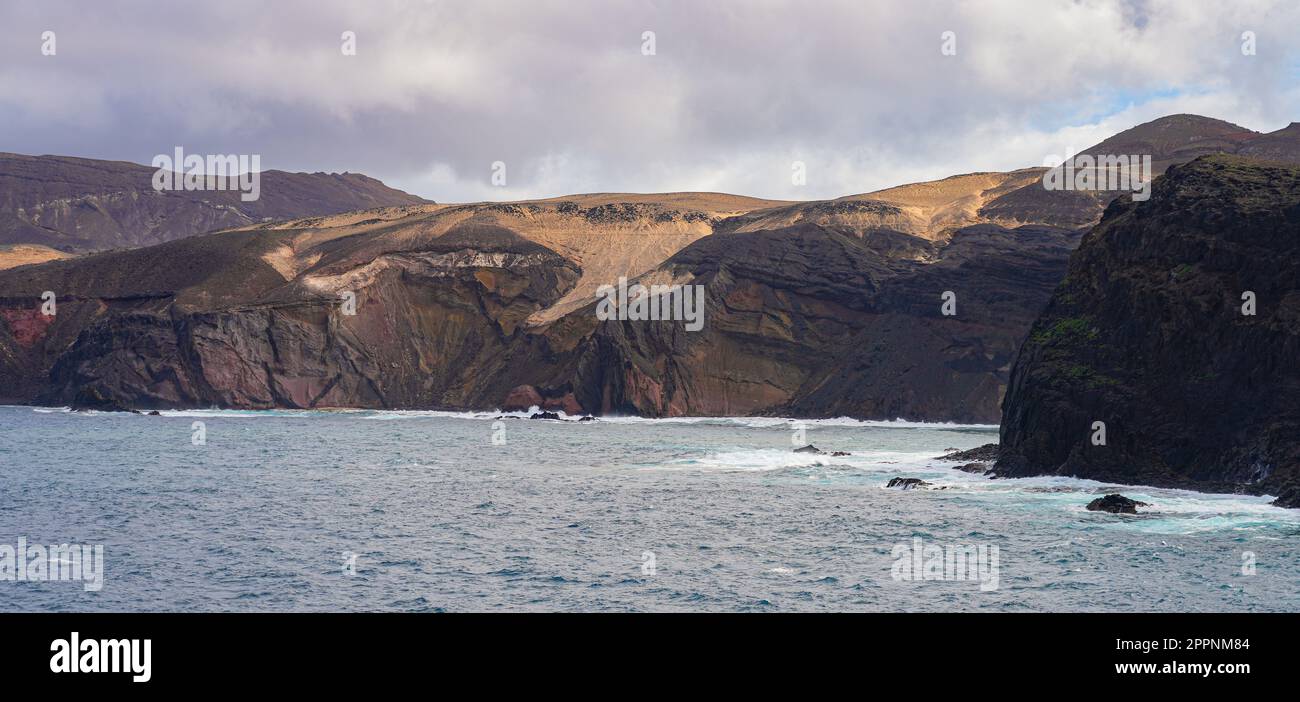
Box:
xmin=1 ymin=0 xmax=1297 ymax=201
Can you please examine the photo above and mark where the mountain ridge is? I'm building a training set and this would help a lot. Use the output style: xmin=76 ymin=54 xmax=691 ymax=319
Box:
xmin=2 ymin=113 xmax=1298 ymax=427
xmin=0 ymin=151 xmax=430 ymax=253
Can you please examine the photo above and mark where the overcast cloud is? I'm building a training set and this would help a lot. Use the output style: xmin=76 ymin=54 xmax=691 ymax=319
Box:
xmin=1 ymin=0 xmax=1298 ymax=202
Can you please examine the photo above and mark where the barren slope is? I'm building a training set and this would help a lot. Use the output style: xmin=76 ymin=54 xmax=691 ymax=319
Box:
xmin=0 ymin=244 xmax=71 ymax=270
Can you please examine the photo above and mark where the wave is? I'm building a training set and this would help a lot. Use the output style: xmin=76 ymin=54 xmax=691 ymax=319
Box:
xmin=8 ymin=404 xmax=1291 ymax=533
xmin=655 ymin=448 xmax=856 ymax=473
xmin=933 ymin=474 xmax=1300 ymax=533
xmin=8 ymin=404 xmax=997 ymax=429
xmin=649 ymin=446 xmax=1299 ymax=532
xmin=597 ymin=414 xmax=997 ymax=430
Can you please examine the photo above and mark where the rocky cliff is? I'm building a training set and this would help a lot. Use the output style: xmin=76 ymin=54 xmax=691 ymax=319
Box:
xmin=0 ymin=188 xmax=1078 ymax=421
xmin=3 ymin=114 xmax=1297 ymax=427
xmin=995 ymin=156 xmax=1300 ymax=507
xmin=537 ymin=222 xmax=1079 ymax=421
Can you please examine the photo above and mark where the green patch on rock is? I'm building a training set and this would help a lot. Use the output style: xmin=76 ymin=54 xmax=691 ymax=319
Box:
xmin=1030 ymin=316 xmax=1098 ymax=345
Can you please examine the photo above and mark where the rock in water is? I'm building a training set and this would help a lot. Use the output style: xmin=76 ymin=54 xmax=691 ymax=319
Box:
xmin=1086 ymin=494 xmax=1150 ymax=514
xmin=886 ymin=477 xmax=932 ymax=490
xmin=793 ymin=445 xmax=823 ymax=454
xmin=936 ymin=444 xmax=999 ymax=462
xmin=996 ymin=156 xmax=1300 ymax=508
xmin=529 ymin=411 xmax=562 ymax=420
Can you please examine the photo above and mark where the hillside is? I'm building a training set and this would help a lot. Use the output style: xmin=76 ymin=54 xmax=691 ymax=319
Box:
xmin=2 ymin=113 xmax=1298 ymax=424
xmin=0 ymin=153 xmax=430 ymax=252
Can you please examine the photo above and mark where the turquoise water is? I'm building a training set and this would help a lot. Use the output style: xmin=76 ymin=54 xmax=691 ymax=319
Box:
xmin=0 ymin=406 xmax=1296 ymax=611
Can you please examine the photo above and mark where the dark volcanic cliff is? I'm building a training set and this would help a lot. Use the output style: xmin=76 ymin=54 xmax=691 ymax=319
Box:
xmin=543 ymin=223 xmax=1079 ymax=422
xmin=0 ymin=203 xmax=1078 ymax=422
xmin=0 ymin=221 xmax=579 ymax=410
xmin=996 ymin=156 xmax=1300 ymax=507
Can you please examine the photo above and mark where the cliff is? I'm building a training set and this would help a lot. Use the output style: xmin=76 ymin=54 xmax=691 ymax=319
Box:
xmin=996 ymin=156 xmax=1300 ymax=507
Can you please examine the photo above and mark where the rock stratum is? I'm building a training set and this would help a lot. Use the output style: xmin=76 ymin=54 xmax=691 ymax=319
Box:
xmin=1 ymin=114 xmax=1298 ymax=437
xmin=0 ymin=179 xmax=1081 ymax=421
xmin=996 ymin=156 xmax=1300 ymax=507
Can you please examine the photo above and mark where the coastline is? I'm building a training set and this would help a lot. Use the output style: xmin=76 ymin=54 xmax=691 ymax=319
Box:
xmin=9 ymin=403 xmax=1292 ymax=509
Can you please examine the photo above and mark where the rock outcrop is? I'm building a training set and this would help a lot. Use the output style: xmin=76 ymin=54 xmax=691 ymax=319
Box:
xmin=996 ymin=156 xmax=1300 ymax=507
xmin=1086 ymin=494 xmax=1150 ymax=514
xmin=936 ymin=444 xmax=999 ymax=462
xmin=886 ymin=478 xmax=932 ymax=490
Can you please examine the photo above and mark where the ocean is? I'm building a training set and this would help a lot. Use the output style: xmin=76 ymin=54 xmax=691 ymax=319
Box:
xmin=1 ymin=405 xmax=1296 ymax=612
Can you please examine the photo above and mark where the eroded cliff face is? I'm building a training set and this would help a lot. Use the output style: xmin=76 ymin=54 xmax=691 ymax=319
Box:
xmin=0 ymin=193 xmax=1080 ymax=421
xmin=0 ymin=223 xmax=580 ymax=410
xmin=535 ymin=223 xmax=1079 ymax=422
xmin=996 ymin=156 xmax=1300 ymax=507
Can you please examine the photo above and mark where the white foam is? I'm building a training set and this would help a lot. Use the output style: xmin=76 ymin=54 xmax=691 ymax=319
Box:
xmin=656 ymin=448 xmax=853 ymax=473
xmin=11 ymin=404 xmax=996 ymax=429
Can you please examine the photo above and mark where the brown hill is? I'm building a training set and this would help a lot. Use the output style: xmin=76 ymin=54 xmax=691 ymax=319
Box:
xmin=0 ymin=153 xmax=430 ymax=252
xmin=1076 ymin=113 xmax=1258 ymax=173
xmin=1236 ymin=122 xmax=1300 ymax=163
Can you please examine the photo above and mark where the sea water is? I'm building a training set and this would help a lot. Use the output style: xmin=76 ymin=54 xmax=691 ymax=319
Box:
xmin=0 ymin=406 xmax=1295 ymax=612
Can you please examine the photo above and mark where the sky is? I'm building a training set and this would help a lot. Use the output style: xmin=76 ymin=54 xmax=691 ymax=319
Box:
xmin=1 ymin=0 xmax=1298 ymax=203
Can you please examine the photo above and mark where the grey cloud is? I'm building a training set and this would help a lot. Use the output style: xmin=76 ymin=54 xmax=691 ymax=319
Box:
xmin=1 ymin=0 xmax=1297 ymax=202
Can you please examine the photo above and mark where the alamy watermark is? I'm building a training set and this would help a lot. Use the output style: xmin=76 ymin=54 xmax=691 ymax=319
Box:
xmin=1042 ymin=150 xmax=1152 ymax=201
xmin=50 ymin=633 xmax=150 ymax=682
xmin=152 ymin=147 xmax=261 ymax=202
xmin=595 ymin=276 xmax=705 ymax=331
xmin=0 ymin=537 xmax=104 ymax=591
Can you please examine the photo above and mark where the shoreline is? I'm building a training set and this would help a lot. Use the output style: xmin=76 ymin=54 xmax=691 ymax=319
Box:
xmin=6 ymin=404 xmax=1292 ymax=510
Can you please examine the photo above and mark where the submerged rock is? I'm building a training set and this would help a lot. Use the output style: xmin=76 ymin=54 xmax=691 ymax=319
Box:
xmin=578 ymin=415 xmax=597 ymax=422
xmin=1085 ymin=494 xmax=1150 ymax=514
xmin=794 ymin=445 xmax=851 ymax=456
xmin=954 ymin=462 xmax=989 ymax=474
